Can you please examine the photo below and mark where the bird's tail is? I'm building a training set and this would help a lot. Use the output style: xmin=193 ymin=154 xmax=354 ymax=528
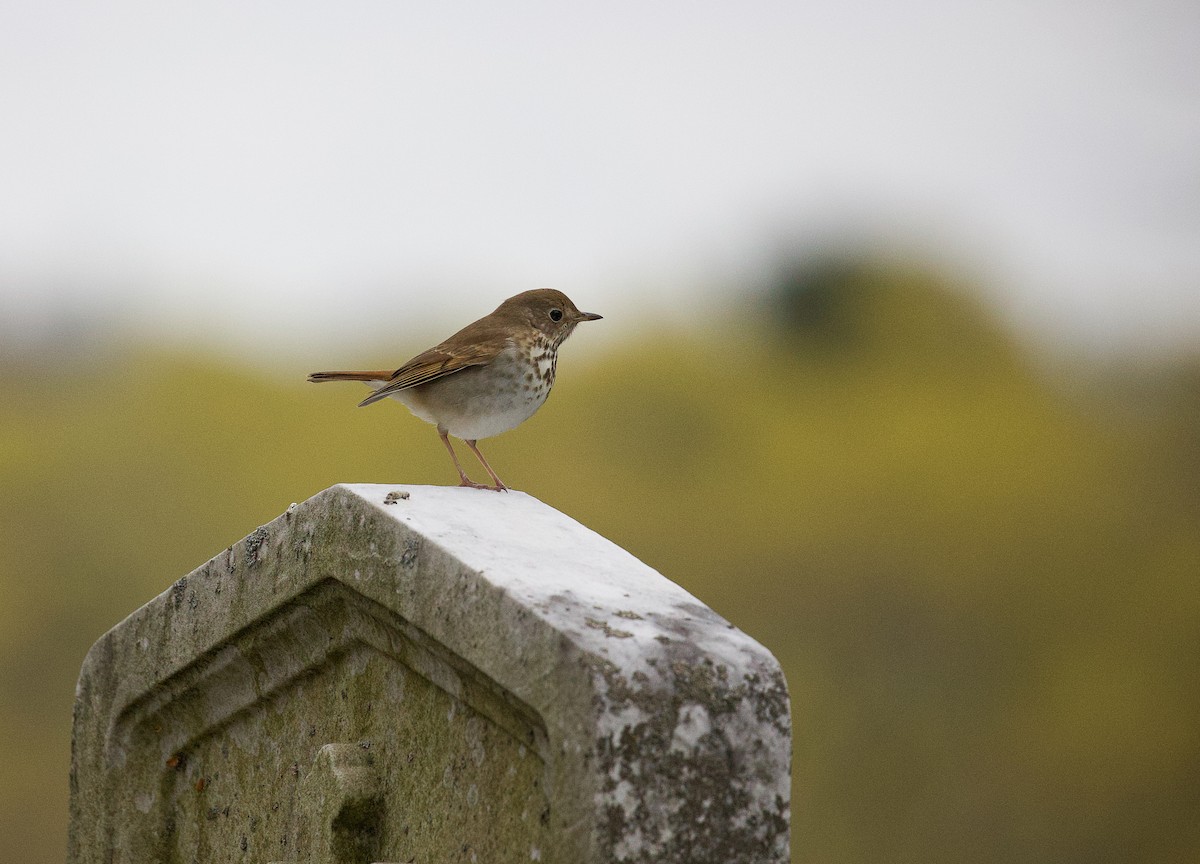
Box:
xmin=307 ymin=370 xmax=394 ymax=383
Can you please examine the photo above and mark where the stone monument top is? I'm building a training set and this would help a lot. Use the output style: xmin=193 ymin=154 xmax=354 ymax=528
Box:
xmin=69 ymin=484 xmax=790 ymax=863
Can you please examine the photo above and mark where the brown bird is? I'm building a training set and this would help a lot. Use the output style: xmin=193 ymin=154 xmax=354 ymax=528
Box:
xmin=309 ymin=289 xmax=602 ymax=491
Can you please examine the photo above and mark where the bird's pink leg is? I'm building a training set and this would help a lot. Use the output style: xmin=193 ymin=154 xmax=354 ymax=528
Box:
xmin=438 ymin=428 xmax=490 ymax=489
xmin=464 ymin=439 xmax=509 ymax=492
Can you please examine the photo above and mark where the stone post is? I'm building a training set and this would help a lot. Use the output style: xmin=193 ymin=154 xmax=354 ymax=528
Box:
xmin=68 ymin=484 xmax=790 ymax=863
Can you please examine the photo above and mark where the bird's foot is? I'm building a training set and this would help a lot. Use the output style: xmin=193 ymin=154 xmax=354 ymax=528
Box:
xmin=457 ymin=478 xmax=493 ymax=490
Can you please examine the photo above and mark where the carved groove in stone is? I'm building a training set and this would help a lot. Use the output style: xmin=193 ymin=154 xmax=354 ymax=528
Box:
xmin=105 ymin=580 xmax=549 ymax=863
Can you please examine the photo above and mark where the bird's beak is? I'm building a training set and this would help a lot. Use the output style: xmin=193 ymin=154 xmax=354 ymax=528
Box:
xmin=578 ymin=311 xmax=603 ymax=322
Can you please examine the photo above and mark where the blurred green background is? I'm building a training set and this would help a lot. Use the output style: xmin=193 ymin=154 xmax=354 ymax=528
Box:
xmin=3 ymin=255 xmax=1198 ymax=862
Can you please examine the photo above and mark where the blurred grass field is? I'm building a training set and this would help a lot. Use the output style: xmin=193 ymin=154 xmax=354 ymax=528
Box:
xmin=2 ymin=262 xmax=1198 ymax=862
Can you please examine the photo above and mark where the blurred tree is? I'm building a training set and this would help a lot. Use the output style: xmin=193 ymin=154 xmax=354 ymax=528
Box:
xmin=765 ymin=251 xmax=1019 ymax=374
xmin=770 ymin=253 xmax=867 ymax=347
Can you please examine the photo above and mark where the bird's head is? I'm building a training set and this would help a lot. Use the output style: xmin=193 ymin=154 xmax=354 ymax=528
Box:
xmin=497 ymin=288 xmax=603 ymax=345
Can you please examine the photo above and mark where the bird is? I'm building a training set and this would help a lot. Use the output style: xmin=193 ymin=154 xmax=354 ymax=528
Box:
xmin=308 ymin=289 xmax=602 ymax=491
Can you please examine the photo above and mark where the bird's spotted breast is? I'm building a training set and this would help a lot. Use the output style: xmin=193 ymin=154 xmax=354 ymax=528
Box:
xmin=533 ymin=340 xmax=557 ymax=387
xmin=392 ymin=340 xmax=557 ymax=441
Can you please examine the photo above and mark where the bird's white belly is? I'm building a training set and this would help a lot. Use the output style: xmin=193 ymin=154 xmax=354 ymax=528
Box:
xmin=375 ymin=345 xmax=553 ymax=441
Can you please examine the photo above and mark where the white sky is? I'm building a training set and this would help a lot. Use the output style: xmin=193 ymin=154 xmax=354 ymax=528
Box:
xmin=1 ymin=0 xmax=1198 ymax=357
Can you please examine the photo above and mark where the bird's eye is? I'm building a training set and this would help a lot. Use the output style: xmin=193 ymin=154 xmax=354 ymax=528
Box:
xmin=549 ymin=308 xmax=563 ymax=322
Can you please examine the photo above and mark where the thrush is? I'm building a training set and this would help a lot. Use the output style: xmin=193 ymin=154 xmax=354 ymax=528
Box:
xmin=308 ymin=288 xmax=602 ymax=491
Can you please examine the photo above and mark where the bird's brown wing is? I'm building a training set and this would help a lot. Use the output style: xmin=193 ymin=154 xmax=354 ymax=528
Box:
xmin=356 ymin=337 xmax=508 ymax=407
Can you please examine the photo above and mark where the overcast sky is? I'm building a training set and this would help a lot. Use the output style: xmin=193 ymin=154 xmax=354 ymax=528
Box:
xmin=1 ymin=0 xmax=1198 ymax=357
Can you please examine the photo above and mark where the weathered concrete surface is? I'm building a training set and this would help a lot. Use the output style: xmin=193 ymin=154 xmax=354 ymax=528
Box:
xmin=68 ymin=484 xmax=790 ymax=863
